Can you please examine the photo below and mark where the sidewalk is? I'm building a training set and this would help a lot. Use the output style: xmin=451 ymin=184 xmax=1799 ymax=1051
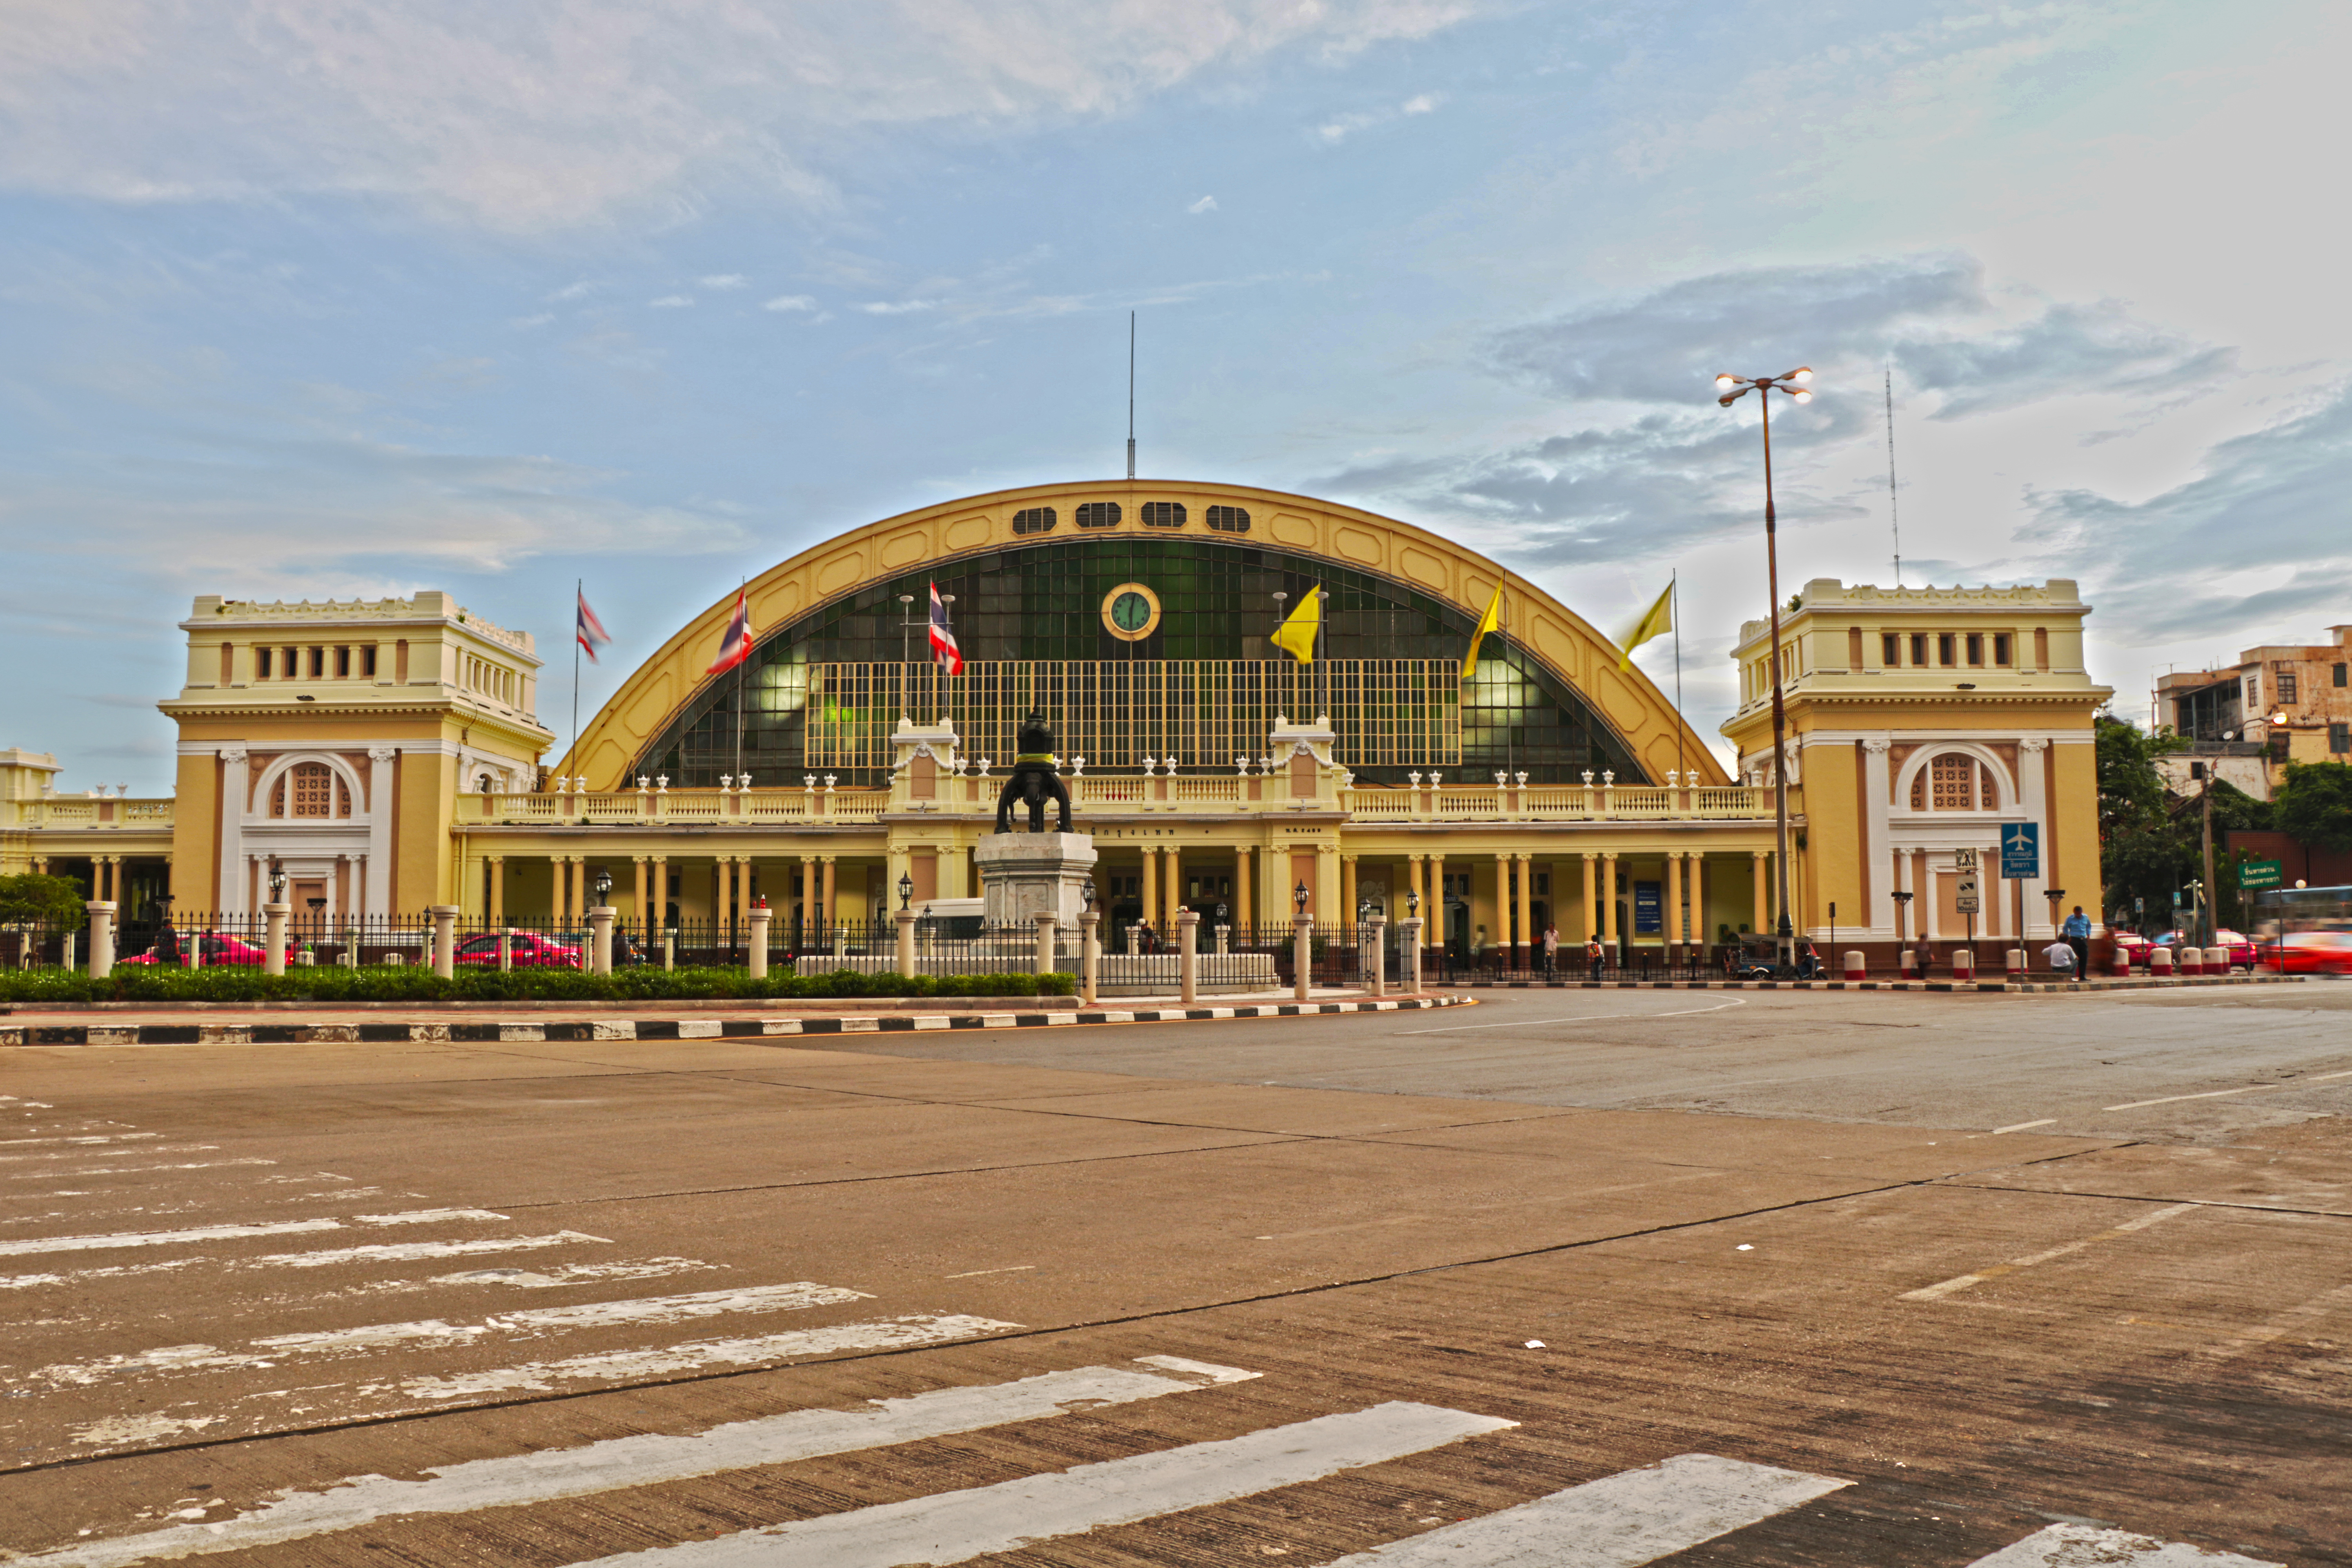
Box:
xmin=0 ymin=990 xmax=1468 ymax=1046
xmin=1466 ymin=972 xmax=2299 ymax=993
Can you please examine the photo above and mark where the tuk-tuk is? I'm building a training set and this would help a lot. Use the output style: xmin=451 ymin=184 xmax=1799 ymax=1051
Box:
xmin=1727 ymin=931 xmax=1821 ymax=980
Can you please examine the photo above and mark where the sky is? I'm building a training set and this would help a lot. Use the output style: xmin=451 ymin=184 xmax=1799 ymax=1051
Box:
xmin=4 ymin=0 xmax=2347 ymax=790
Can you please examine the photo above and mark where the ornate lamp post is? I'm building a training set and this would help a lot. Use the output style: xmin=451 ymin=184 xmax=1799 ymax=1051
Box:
xmin=1716 ymin=365 xmax=1813 ymax=975
xmin=898 ymin=871 xmax=915 ymax=911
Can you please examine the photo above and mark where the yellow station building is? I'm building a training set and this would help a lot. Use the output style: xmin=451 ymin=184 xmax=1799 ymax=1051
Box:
xmin=2 ymin=479 xmax=2109 ymax=965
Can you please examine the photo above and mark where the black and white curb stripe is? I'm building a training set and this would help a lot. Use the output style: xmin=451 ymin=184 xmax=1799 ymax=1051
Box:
xmin=0 ymin=994 xmax=1465 ymax=1047
xmin=1474 ymin=974 xmax=2289 ymax=993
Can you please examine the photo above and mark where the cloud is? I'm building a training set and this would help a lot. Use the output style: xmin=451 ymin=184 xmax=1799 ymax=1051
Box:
xmin=545 ymin=280 xmax=599 ymax=302
xmin=1484 ymin=256 xmax=2227 ymax=414
xmin=648 ymin=294 xmax=693 ymax=308
xmin=0 ymin=0 xmax=1483 ymax=230
xmin=698 ymin=274 xmax=747 ymax=289
xmin=858 ymin=299 xmax=936 ymax=315
xmin=762 ymin=294 xmax=817 ymax=312
xmin=1188 ymin=194 xmax=1218 ymax=214
xmin=2028 ymin=379 xmax=2352 ymax=645
xmin=1316 ymin=89 xmax=1446 ymax=143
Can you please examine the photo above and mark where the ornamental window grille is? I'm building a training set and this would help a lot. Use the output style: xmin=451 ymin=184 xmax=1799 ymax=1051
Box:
xmin=1912 ymin=753 xmax=1979 ymax=811
xmin=1205 ymin=505 xmax=1250 ymax=534
xmin=1012 ymin=507 xmax=1057 ymax=535
xmin=1140 ymin=501 xmax=1186 ymax=528
xmin=2276 ymin=666 xmax=2299 ymax=703
xmin=1075 ymin=502 xmax=1122 ymax=529
xmin=273 ymin=762 xmax=349 ymax=818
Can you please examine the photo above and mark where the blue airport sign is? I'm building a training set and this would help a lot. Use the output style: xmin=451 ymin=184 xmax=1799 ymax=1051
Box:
xmin=2000 ymin=822 xmax=2040 ymax=880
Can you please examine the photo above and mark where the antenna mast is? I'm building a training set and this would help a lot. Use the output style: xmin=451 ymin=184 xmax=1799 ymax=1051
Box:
xmin=1126 ymin=312 xmax=1136 ymax=480
xmin=1885 ymin=362 xmax=1902 ymax=587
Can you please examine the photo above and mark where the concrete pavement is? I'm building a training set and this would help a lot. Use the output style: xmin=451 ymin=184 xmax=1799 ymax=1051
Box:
xmin=0 ymin=984 xmax=2342 ymax=1564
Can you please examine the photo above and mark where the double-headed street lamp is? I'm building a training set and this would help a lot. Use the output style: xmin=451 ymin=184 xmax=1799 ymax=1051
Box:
xmin=1716 ymin=366 xmax=1813 ymax=975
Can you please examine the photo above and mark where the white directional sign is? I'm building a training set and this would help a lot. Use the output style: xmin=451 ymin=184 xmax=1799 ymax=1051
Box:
xmin=1955 ymin=871 xmax=1981 ymax=914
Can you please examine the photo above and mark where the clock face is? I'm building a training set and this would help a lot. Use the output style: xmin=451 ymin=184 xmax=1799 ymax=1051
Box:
xmin=1101 ymin=582 xmax=1160 ymax=641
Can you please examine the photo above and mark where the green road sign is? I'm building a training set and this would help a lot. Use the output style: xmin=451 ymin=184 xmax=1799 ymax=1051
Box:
xmin=2239 ymin=858 xmax=2285 ymax=891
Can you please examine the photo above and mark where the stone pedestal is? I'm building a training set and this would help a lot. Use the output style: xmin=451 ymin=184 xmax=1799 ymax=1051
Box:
xmin=976 ymin=832 xmax=1098 ymax=929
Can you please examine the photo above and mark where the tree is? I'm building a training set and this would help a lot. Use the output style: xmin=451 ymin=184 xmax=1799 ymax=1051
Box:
xmin=2274 ymin=761 xmax=2352 ymax=854
xmin=0 ymin=874 xmax=89 ymax=928
xmin=2097 ymin=713 xmax=2188 ymax=924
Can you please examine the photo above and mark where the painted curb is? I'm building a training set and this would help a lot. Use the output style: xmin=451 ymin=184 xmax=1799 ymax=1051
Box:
xmin=0 ymin=995 xmax=1467 ymax=1047
xmin=1466 ymin=975 xmax=2296 ymax=993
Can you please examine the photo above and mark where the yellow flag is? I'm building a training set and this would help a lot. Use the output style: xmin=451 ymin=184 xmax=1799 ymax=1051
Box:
xmin=1270 ymin=586 xmax=1321 ymax=665
xmin=1615 ymin=580 xmax=1674 ymax=672
xmin=1459 ymin=582 xmax=1503 ymax=680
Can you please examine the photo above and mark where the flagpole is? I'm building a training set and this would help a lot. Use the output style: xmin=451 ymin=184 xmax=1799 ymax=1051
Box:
xmin=733 ymin=579 xmax=746 ymax=784
xmin=1672 ymin=570 xmax=1684 ymax=784
xmin=570 ymin=578 xmax=582 ymax=784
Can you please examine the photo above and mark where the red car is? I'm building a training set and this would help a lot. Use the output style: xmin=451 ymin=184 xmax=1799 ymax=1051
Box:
xmin=454 ymin=931 xmax=583 ymax=969
xmin=122 ymin=932 xmax=284 ymax=966
xmin=2263 ymin=931 xmax=2352 ymax=975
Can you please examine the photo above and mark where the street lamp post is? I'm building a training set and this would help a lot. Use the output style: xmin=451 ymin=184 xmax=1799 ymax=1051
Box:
xmin=1716 ymin=365 xmax=1813 ymax=975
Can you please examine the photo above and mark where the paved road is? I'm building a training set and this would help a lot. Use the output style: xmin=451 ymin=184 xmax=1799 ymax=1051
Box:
xmin=0 ymin=986 xmax=2343 ymax=1565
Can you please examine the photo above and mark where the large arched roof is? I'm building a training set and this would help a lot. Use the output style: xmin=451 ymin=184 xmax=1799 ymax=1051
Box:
xmin=561 ymin=479 xmax=1727 ymax=788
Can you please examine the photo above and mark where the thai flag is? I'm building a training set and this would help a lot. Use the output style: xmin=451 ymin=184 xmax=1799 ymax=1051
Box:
xmin=706 ymin=588 xmax=752 ymax=675
xmin=575 ymin=588 xmax=612 ymax=663
xmin=928 ymin=581 xmax=962 ymax=675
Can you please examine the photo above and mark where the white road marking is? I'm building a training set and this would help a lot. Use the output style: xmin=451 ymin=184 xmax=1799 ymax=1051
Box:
xmin=24 ymin=1282 xmax=871 ymax=1387
xmin=2310 ymin=1067 xmax=2352 ymax=1080
xmin=1318 ymin=1451 xmax=1848 ymax=1565
xmin=0 ymin=1145 xmax=216 ymax=1165
xmin=2203 ymin=1281 xmax=2352 ymax=1362
xmin=2103 ymin=1085 xmax=2285 ymax=1111
xmin=0 ymin=1134 xmax=162 ymax=1148
xmin=392 ymin=1313 xmax=1021 ymax=1400
xmin=0 ymin=1234 xmax=609 ymax=1291
xmin=24 ymin=1359 xmax=1259 ymax=1567
xmin=1991 ymin=1119 xmax=2058 ymax=1134
xmin=0 ymin=1207 xmax=511 ymax=1259
xmin=0 ymin=1219 xmax=343 ymax=1258
xmin=1964 ymin=1522 xmax=2279 ymax=1566
xmin=944 ymin=1265 xmax=1034 ymax=1278
xmin=1401 ymin=1000 xmax=1747 ymax=1035
xmin=570 ymin=1400 xmax=1514 ymax=1567
xmin=1903 ymin=1203 xmax=2200 ymax=1301
xmin=7 ymin=1160 xmax=276 ymax=1180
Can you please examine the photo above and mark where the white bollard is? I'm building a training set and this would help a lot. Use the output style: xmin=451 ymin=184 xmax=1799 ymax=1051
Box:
xmin=1293 ymin=913 xmax=1314 ymax=1003
xmin=497 ymin=930 xmax=513 ymax=972
xmin=2005 ymin=947 xmax=2026 ymax=981
xmin=1399 ymin=917 xmax=1422 ymax=994
xmin=1368 ymin=915 xmax=1388 ymax=998
xmin=1844 ymin=949 xmax=1866 ymax=981
xmin=1080 ymin=910 xmax=1100 ymax=1007
xmin=84 ymin=901 xmax=116 ymax=979
xmin=1951 ymin=948 xmax=1976 ymax=982
xmin=591 ymin=905 xmax=617 ymax=976
xmin=746 ymin=905 xmax=769 ymax=978
xmin=1036 ymin=911 xmax=1060 ymax=979
xmin=1177 ymin=909 xmax=1199 ymax=1005
xmin=429 ymin=906 xmax=458 ymax=979
xmin=2151 ymin=947 xmax=2175 ymax=976
xmin=895 ymin=908 xmax=917 ymax=978
xmin=263 ymin=901 xmax=290 ymax=977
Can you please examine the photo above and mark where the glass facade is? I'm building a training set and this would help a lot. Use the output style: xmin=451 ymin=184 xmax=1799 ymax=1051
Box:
xmin=631 ymin=537 xmax=1648 ymax=788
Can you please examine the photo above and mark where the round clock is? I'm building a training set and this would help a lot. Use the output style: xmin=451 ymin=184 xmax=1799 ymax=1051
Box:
xmin=1102 ymin=582 xmax=1161 ymax=642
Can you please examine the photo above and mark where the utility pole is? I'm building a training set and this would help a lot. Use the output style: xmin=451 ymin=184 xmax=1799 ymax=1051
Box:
xmin=2201 ymin=766 xmax=2217 ymax=946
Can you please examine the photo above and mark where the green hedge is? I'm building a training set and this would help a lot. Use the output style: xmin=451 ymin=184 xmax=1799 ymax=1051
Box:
xmin=0 ymin=967 xmax=1076 ymax=1005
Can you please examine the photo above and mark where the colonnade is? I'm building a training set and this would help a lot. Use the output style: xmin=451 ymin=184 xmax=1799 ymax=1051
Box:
xmin=485 ymin=852 xmax=844 ymax=933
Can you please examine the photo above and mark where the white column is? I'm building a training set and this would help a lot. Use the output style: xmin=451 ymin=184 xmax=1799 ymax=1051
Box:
xmin=2017 ymin=738 xmax=2053 ymax=939
xmin=1862 ymin=738 xmax=1893 ymax=935
xmin=366 ymin=747 xmax=397 ymax=915
xmin=1925 ymin=855 xmax=1944 ymax=941
xmin=216 ymin=748 xmax=247 ymax=913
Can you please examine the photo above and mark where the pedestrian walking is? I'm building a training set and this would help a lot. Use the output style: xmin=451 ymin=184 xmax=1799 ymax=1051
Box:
xmin=1585 ymin=933 xmax=1604 ymax=982
xmin=2042 ymin=936 xmax=2077 ymax=978
xmin=1542 ymin=922 xmax=1559 ymax=978
xmin=1912 ymin=933 xmax=1935 ymax=979
xmin=2060 ymin=905 xmax=2091 ymax=975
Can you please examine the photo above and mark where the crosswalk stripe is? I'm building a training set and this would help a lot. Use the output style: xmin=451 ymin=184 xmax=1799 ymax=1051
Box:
xmin=0 ymin=1208 xmax=510 ymax=1258
xmin=1964 ymin=1523 xmax=2280 ymax=1566
xmin=570 ymin=1400 xmax=1516 ymax=1567
xmin=394 ymin=1312 xmax=1022 ymax=1400
xmin=1317 ymin=1451 xmax=1850 ymax=1565
xmin=23 ymin=1282 xmax=873 ymax=1387
xmin=24 ymin=1359 xmax=1259 ymax=1568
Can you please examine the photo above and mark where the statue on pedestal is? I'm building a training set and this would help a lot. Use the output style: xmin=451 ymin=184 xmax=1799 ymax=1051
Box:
xmin=994 ymin=709 xmax=1074 ymax=833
